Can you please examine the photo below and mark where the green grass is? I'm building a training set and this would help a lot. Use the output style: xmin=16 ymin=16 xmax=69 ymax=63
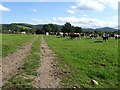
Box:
xmin=2 ymin=34 xmax=36 ymax=58
xmin=3 ymin=76 xmax=33 ymax=89
xmin=44 ymin=36 xmax=119 ymax=88
xmin=3 ymin=35 xmax=41 ymax=89
xmin=17 ymin=25 xmax=32 ymax=30
xmin=21 ymin=35 xmax=41 ymax=75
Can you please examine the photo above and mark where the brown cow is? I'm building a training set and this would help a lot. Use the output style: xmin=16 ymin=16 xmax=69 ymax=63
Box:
xmin=69 ymin=33 xmax=80 ymax=39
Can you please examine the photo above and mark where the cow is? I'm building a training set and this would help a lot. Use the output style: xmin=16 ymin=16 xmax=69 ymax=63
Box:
xmin=21 ymin=31 xmax=26 ymax=34
xmin=69 ymin=33 xmax=80 ymax=39
xmin=56 ymin=32 xmax=63 ymax=37
xmin=81 ymin=33 xmax=85 ymax=38
xmin=63 ymin=33 xmax=68 ymax=37
xmin=114 ymin=34 xmax=120 ymax=40
xmin=49 ymin=32 xmax=55 ymax=36
xmin=102 ymin=33 xmax=109 ymax=41
xmin=46 ymin=32 xmax=49 ymax=35
xmin=89 ymin=34 xmax=98 ymax=39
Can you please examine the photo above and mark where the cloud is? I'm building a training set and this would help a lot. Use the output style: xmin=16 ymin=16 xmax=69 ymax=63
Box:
xmin=98 ymin=0 xmax=119 ymax=10
xmin=52 ymin=16 xmax=117 ymax=28
xmin=30 ymin=9 xmax=37 ymax=12
xmin=0 ymin=4 xmax=11 ymax=12
xmin=71 ymin=0 xmax=105 ymax=12
xmin=68 ymin=0 xmax=119 ymax=14
xmin=67 ymin=9 xmax=76 ymax=14
xmin=31 ymin=16 xmax=117 ymax=28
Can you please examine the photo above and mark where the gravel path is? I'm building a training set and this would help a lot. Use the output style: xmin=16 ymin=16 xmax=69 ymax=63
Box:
xmin=33 ymin=36 xmax=60 ymax=88
xmin=1 ymin=36 xmax=38 ymax=87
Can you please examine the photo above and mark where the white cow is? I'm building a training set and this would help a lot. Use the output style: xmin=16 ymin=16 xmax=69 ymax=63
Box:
xmin=21 ymin=31 xmax=26 ymax=34
xmin=46 ymin=32 xmax=49 ymax=35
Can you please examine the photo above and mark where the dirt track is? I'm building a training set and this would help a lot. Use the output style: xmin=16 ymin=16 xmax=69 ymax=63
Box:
xmin=1 ymin=36 xmax=38 ymax=87
xmin=33 ymin=36 xmax=60 ymax=88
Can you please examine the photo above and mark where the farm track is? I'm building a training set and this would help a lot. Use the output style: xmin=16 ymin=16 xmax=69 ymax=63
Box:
xmin=32 ymin=36 xmax=60 ymax=88
xmin=1 ymin=36 xmax=38 ymax=87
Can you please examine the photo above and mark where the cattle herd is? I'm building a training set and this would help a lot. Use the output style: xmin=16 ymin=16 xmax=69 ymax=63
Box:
xmin=47 ymin=32 xmax=120 ymax=41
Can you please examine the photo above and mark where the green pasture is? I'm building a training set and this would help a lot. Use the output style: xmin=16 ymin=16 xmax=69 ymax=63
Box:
xmin=44 ymin=36 xmax=119 ymax=88
xmin=16 ymin=25 xmax=32 ymax=30
xmin=2 ymin=34 xmax=36 ymax=58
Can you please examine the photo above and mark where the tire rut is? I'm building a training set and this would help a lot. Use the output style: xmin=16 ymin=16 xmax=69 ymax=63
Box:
xmin=1 ymin=36 xmax=38 ymax=87
xmin=33 ymin=36 xmax=60 ymax=88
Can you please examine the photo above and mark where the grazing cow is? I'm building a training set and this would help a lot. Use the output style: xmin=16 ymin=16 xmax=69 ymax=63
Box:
xmin=102 ymin=33 xmax=109 ymax=41
xmin=56 ymin=32 xmax=63 ymax=37
xmin=114 ymin=34 xmax=120 ymax=40
xmin=69 ymin=33 xmax=80 ymax=39
xmin=63 ymin=33 xmax=68 ymax=37
xmin=21 ymin=31 xmax=26 ymax=34
xmin=89 ymin=34 xmax=98 ymax=39
xmin=81 ymin=33 xmax=85 ymax=38
xmin=46 ymin=32 xmax=49 ymax=35
xmin=49 ymin=32 xmax=54 ymax=36
xmin=89 ymin=34 xmax=94 ymax=39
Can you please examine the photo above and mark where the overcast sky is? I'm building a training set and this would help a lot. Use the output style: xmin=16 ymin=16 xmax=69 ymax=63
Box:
xmin=0 ymin=0 xmax=119 ymax=28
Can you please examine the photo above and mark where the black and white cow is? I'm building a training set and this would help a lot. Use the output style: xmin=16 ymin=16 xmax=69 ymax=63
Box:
xmin=102 ymin=33 xmax=110 ymax=41
xmin=114 ymin=34 xmax=120 ymax=40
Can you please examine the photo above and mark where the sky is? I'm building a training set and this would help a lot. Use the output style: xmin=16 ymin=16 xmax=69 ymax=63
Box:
xmin=0 ymin=0 xmax=119 ymax=28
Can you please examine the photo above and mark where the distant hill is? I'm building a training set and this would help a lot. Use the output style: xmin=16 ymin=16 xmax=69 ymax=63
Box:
xmin=35 ymin=24 xmax=44 ymax=29
xmin=83 ymin=27 xmax=117 ymax=31
xmin=83 ymin=28 xmax=95 ymax=31
xmin=95 ymin=27 xmax=117 ymax=31
xmin=1 ymin=23 xmax=118 ymax=32
xmin=11 ymin=23 xmax=33 ymax=29
xmin=35 ymin=24 xmax=63 ymax=30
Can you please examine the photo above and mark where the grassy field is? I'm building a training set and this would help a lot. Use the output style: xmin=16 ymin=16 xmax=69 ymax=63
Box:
xmin=44 ymin=36 xmax=119 ymax=88
xmin=2 ymin=34 xmax=36 ymax=58
xmin=3 ymin=35 xmax=41 ymax=89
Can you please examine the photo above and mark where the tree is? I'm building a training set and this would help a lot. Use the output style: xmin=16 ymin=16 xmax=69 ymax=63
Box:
xmin=74 ymin=26 xmax=82 ymax=33
xmin=36 ymin=29 xmax=43 ymax=34
xmin=48 ymin=23 xmax=60 ymax=33
xmin=61 ymin=22 xmax=73 ymax=33
xmin=31 ymin=25 xmax=36 ymax=34
xmin=61 ymin=22 xmax=82 ymax=33
xmin=42 ymin=24 xmax=51 ymax=33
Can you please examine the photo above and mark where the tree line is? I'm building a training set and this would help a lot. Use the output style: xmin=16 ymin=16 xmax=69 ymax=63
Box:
xmin=1 ymin=22 xmax=119 ymax=35
xmin=36 ymin=22 xmax=82 ymax=34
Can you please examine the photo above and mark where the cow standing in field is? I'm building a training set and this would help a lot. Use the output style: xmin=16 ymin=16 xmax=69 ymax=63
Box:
xmin=21 ymin=31 xmax=26 ymax=34
xmin=63 ymin=33 xmax=68 ymax=37
xmin=114 ymin=34 xmax=120 ymax=40
xmin=89 ymin=34 xmax=94 ymax=39
xmin=49 ymin=32 xmax=54 ymax=36
xmin=89 ymin=34 xmax=98 ymax=39
xmin=56 ymin=32 xmax=63 ymax=37
xmin=81 ymin=33 xmax=85 ymax=38
xmin=69 ymin=33 xmax=80 ymax=39
xmin=102 ymin=33 xmax=109 ymax=41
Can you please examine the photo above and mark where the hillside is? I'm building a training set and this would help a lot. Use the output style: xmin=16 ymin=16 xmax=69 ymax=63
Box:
xmin=1 ymin=23 xmax=118 ymax=33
